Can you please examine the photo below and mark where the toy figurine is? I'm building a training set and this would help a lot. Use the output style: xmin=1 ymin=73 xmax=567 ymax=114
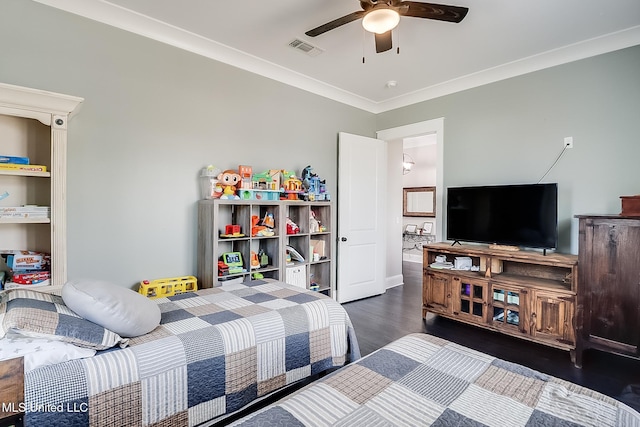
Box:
xmin=217 ymin=169 xmax=241 ymax=199
xmin=213 ymin=181 xmax=224 ymax=199
xmin=251 ymin=215 xmax=274 ymax=237
xmin=262 ymin=212 xmax=275 ymax=228
xmin=238 ymin=165 xmax=253 ymax=190
xmin=309 ymin=210 xmax=320 ymax=233
xmin=301 ymin=165 xmax=317 ymax=189
xmin=282 ymin=170 xmax=303 ymax=200
xmin=286 ymin=217 xmax=300 ymax=235
xmin=300 ymin=165 xmax=330 ymax=201
xmin=252 ymin=170 xmax=281 ymax=191
xmin=258 ymin=249 xmax=269 ymax=267
xmin=250 ymin=251 xmax=260 ymax=269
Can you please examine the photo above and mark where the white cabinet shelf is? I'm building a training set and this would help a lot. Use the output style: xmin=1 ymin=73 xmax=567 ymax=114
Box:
xmin=197 ymin=199 xmax=334 ymax=297
xmin=0 ymin=82 xmax=82 ymax=288
xmin=0 ymin=170 xmax=51 ymax=178
xmin=0 ymin=218 xmax=51 ymax=224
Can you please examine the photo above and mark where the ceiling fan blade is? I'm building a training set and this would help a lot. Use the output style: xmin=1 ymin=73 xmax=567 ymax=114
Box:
xmin=375 ymin=31 xmax=393 ymax=53
xmin=305 ymin=11 xmax=366 ymax=37
xmin=401 ymin=2 xmax=469 ymax=23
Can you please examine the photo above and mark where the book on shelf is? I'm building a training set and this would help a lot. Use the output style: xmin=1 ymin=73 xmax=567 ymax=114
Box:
xmin=1 ymin=250 xmax=51 ymax=271
xmin=0 ymin=155 xmax=29 ymax=164
xmin=0 ymin=206 xmax=50 ymax=219
xmin=430 ymin=261 xmax=454 ymax=269
xmin=0 ymin=206 xmax=51 ymax=213
xmin=0 ymin=213 xmax=50 ymax=219
xmin=3 ymin=279 xmax=51 ymax=290
xmin=10 ymin=269 xmax=50 ymax=285
xmin=0 ymin=163 xmax=47 ymax=172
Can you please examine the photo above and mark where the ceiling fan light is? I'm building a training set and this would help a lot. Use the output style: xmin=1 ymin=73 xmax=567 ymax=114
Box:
xmin=362 ymin=9 xmax=400 ymax=34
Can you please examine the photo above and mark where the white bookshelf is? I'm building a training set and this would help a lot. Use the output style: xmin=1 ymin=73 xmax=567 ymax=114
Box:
xmin=0 ymin=82 xmax=83 ymax=288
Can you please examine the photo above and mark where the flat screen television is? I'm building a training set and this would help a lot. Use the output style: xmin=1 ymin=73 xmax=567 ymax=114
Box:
xmin=446 ymin=183 xmax=558 ymax=250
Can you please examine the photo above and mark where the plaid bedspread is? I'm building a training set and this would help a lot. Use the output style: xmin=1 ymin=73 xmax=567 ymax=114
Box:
xmin=230 ymin=333 xmax=640 ymax=427
xmin=23 ymin=279 xmax=360 ymax=427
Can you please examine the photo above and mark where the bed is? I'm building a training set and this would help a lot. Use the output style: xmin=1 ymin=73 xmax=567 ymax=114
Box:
xmin=228 ymin=333 xmax=640 ymax=427
xmin=0 ymin=279 xmax=360 ymax=427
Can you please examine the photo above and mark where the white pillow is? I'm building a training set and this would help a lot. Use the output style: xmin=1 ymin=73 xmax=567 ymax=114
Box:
xmin=0 ymin=334 xmax=96 ymax=372
xmin=62 ymin=279 xmax=161 ymax=338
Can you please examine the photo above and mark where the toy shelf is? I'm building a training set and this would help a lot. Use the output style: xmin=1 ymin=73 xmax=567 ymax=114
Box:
xmin=198 ymin=199 xmax=334 ymax=298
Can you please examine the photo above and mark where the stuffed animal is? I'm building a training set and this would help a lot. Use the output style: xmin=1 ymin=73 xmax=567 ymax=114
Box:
xmin=217 ymin=169 xmax=241 ymax=199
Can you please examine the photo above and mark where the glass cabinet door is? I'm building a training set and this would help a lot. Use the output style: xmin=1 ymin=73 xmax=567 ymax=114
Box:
xmin=453 ymin=277 xmax=488 ymax=321
xmin=491 ymin=285 xmax=523 ymax=331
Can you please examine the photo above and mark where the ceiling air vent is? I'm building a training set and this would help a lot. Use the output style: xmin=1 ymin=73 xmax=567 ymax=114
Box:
xmin=289 ymin=39 xmax=324 ymax=57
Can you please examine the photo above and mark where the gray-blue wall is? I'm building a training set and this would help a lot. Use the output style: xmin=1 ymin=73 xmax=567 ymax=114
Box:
xmin=377 ymin=45 xmax=640 ymax=253
xmin=0 ymin=0 xmax=375 ymax=286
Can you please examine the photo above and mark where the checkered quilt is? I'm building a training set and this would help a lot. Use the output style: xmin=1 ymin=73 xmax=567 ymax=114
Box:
xmin=23 ymin=279 xmax=360 ymax=427
xmin=230 ymin=333 xmax=640 ymax=427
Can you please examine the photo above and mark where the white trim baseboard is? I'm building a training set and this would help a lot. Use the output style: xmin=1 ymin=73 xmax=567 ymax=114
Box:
xmin=402 ymin=253 xmax=423 ymax=264
xmin=386 ymin=274 xmax=404 ymax=289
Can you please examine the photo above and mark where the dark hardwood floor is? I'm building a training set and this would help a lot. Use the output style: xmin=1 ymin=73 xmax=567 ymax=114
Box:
xmin=343 ymin=261 xmax=640 ymax=411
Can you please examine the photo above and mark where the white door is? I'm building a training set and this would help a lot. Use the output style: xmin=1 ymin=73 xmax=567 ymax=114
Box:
xmin=337 ymin=132 xmax=387 ymax=303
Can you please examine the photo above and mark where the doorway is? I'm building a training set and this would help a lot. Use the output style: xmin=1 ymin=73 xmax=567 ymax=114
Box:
xmin=402 ymin=135 xmax=437 ymax=263
xmin=376 ymin=118 xmax=444 ymax=289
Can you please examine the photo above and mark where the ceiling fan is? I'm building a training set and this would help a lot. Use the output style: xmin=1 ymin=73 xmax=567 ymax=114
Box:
xmin=305 ymin=1 xmax=469 ymax=53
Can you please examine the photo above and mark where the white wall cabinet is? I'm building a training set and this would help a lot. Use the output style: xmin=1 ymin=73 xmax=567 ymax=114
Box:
xmin=197 ymin=199 xmax=334 ymax=297
xmin=0 ymin=83 xmax=83 ymax=288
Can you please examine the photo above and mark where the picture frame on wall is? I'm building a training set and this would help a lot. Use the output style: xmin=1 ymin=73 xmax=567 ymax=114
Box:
xmin=403 ymin=187 xmax=436 ymax=217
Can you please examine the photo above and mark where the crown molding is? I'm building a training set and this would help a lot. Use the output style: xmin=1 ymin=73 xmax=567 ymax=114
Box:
xmin=374 ymin=25 xmax=640 ymax=113
xmin=32 ymin=0 xmax=376 ymax=111
xmin=33 ymin=1 xmax=640 ymax=114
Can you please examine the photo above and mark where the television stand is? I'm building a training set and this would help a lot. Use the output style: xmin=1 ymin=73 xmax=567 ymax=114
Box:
xmin=422 ymin=242 xmax=579 ymax=365
xmin=488 ymin=244 xmax=520 ymax=252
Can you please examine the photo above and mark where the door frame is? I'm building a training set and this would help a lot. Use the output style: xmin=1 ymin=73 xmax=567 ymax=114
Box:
xmin=376 ymin=118 xmax=444 ymax=287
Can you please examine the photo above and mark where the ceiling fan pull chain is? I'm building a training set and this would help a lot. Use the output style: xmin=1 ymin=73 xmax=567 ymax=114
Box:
xmin=362 ymin=26 xmax=366 ymax=63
